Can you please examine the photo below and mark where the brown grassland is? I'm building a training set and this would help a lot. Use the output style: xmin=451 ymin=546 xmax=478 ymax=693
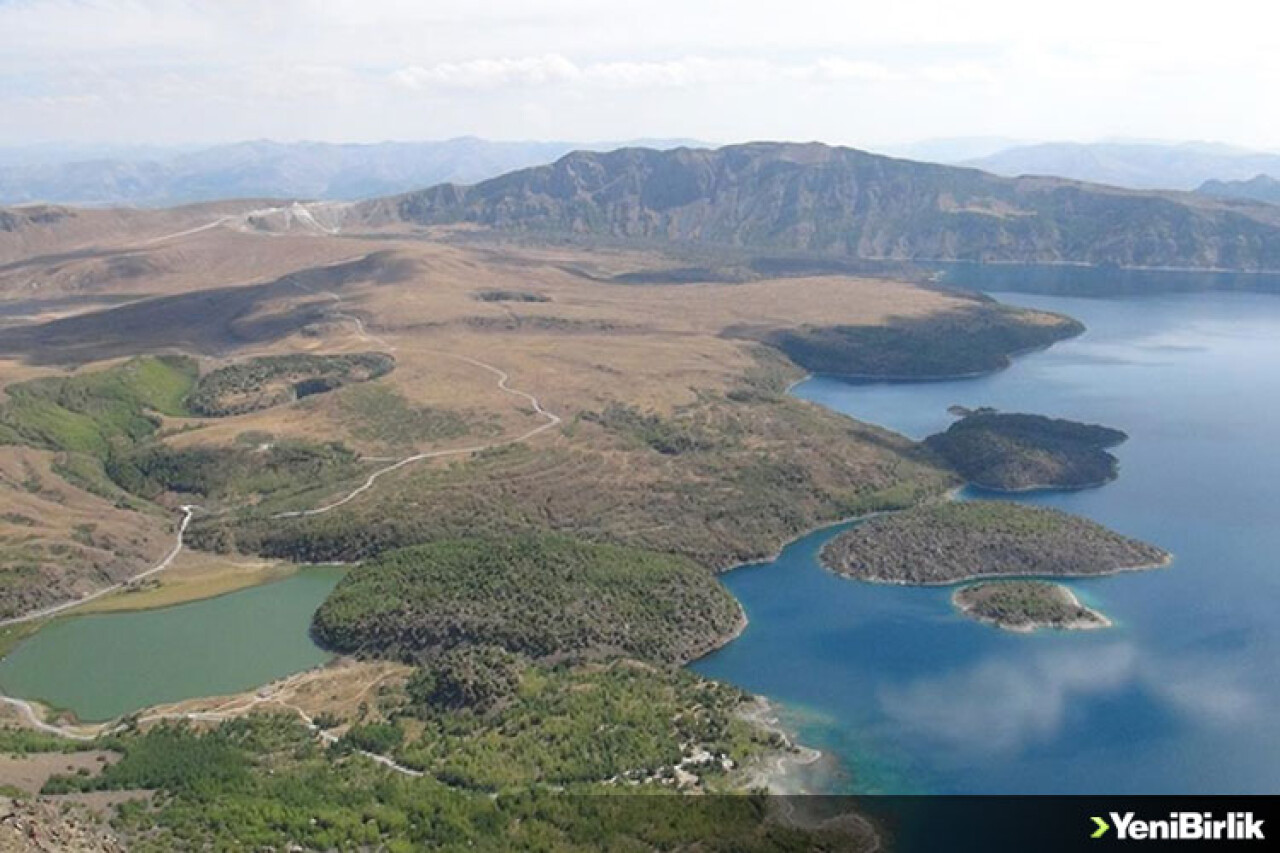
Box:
xmin=0 ymin=203 xmax=1074 ymax=711
xmin=0 ymin=446 xmax=172 ymax=618
xmin=0 ymin=205 xmax=1074 ymax=616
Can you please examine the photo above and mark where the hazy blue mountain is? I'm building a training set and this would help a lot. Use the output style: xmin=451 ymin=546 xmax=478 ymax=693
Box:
xmin=876 ymin=136 xmax=1028 ymax=164
xmin=358 ymin=141 xmax=1280 ymax=271
xmin=0 ymin=138 xmax=701 ymax=206
xmin=0 ymin=142 xmax=209 ymax=168
xmin=1197 ymin=174 xmax=1280 ymax=204
xmin=963 ymin=141 xmax=1280 ymax=190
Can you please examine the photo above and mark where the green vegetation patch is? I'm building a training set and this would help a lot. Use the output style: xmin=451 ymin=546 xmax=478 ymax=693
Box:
xmin=408 ymin=644 xmax=523 ymax=713
xmin=190 ymin=390 xmax=953 ymax=569
xmin=0 ymin=727 xmax=101 ymax=755
xmin=106 ymin=439 xmax=366 ymax=503
xmin=391 ymin=660 xmax=773 ymax=791
xmin=188 ymin=351 xmax=394 ymax=416
xmin=926 ymin=409 xmax=1127 ymax=490
xmin=35 ymin=714 xmax=860 ymax=851
xmin=336 ymin=384 xmax=475 ymax=450
xmin=820 ymin=500 xmax=1169 ymax=584
xmin=953 ymin=580 xmax=1109 ymax=631
xmin=0 ymin=355 xmax=196 ymax=456
xmin=312 ymin=535 xmax=742 ymax=665
xmin=737 ymin=306 xmax=1083 ymax=379
xmin=583 ymin=402 xmax=725 ymax=455
xmin=50 ymin=453 xmax=156 ymax=513
xmin=42 ymin=722 xmax=249 ymax=796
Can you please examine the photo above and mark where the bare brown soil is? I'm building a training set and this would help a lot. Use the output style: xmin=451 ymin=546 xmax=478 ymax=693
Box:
xmin=0 ymin=752 xmax=116 ymax=796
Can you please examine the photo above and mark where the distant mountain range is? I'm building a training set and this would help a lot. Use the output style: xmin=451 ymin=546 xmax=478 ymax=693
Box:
xmin=875 ymin=137 xmax=1028 ymax=165
xmin=11 ymin=136 xmax=1280 ymax=211
xmin=961 ymin=141 xmax=1280 ymax=192
xmin=1197 ymin=174 xmax=1280 ymax=204
xmin=355 ymin=141 xmax=1280 ymax=271
xmin=0 ymin=137 xmax=701 ymax=207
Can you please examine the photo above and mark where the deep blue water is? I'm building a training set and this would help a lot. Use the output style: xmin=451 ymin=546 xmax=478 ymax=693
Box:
xmin=692 ymin=291 xmax=1280 ymax=794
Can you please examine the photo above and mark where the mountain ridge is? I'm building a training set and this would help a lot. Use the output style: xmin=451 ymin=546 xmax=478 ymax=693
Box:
xmin=1198 ymin=174 xmax=1280 ymax=205
xmin=354 ymin=141 xmax=1280 ymax=272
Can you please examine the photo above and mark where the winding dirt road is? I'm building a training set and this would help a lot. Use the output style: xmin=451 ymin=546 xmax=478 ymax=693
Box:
xmin=275 ymin=351 xmax=561 ymax=518
xmin=0 ymin=350 xmax=561 ymax=759
xmin=132 ymin=676 xmax=426 ymax=778
xmin=3 ymin=672 xmax=426 ymax=775
xmin=0 ymin=221 xmax=562 ymax=778
xmin=272 ymin=262 xmax=563 ymax=519
xmin=0 ymin=506 xmax=198 ymax=740
xmin=0 ymin=505 xmax=197 ymax=629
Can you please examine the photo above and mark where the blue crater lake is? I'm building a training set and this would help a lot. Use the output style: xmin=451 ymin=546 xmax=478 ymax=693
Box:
xmin=693 ymin=291 xmax=1280 ymax=794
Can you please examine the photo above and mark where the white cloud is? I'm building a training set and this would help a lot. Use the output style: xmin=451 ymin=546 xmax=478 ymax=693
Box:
xmin=1 ymin=0 xmax=1278 ymax=146
xmin=393 ymin=55 xmax=581 ymax=91
xmin=584 ymin=57 xmax=770 ymax=89
xmin=917 ymin=62 xmax=999 ymax=85
xmin=790 ymin=59 xmax=901 ymax=83
xmin=877 ymin=644 xmax=1138 ymax=754
xmin=875 ymin=641 xmax=1264 ymax=757
xmin=390 ymin=54 xmax=991 ymax=93
xmin=392 ymin=55 xmax=773 ymax=91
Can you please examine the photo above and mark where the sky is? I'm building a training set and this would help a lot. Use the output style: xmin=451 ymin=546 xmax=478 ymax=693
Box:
xmin=3 ymin=0 xmax=1279 ymax=151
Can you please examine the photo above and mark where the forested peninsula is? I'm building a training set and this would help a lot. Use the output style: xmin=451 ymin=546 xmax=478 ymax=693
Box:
xmin=926 ymin=409 xmax=1127 ymax=491
xmin=820 ymin=501 xmax=1170 ymax=585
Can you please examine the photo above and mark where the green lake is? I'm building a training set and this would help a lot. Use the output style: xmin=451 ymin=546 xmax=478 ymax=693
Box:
xmin=0 ymin=567 xmax=344 ymax=722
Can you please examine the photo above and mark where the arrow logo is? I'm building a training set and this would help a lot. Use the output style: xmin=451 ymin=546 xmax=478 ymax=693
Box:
xmin=1091 ymin=816 xmax=1111 ymax=839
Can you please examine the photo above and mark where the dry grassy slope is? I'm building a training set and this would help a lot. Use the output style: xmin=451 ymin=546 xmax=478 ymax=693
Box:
xmin=0 ymin=447 xmax=172 ymax=619
xmin=0 ymin=200 xmax=281 ymax=264
xmin=212 ymin=397 xmax=953 ymax=570
xmin=0 ymin=208 xmax=383 ymax=347
xmin=0 ymin=208 xmax=1073 ymax=612
xmin=143 ymin=237 xmax=997 ymax=459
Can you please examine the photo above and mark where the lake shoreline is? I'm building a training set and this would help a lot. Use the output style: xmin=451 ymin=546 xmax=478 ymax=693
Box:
xmin=796 ymin=318 xmax=1088 ymax=385
xmin=828 ymin=552 xmax=1175 ymax=588
xmin=703 ymin=322 xmax=1157 ymax=792
xmin=735 ymin=696 xmax=825 ymax=793
xmin=695 ymin=291 xmax=1280 ymax=794
xmin=0 ymin=568 xmax=343 ymax=724
xmin=962 ymin=474 xmax=1117 ymax=494
xmin=70 ymin=562 xmax=315 ymax=617
xmin=686 ymin=607 xmax=750 ymax=663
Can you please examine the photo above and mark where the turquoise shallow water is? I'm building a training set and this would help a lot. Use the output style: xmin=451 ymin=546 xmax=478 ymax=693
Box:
xmin=693 ymin=291 xmax=1280 ymax=794
xmin=0 ymin=567 xmax=343 ymax=721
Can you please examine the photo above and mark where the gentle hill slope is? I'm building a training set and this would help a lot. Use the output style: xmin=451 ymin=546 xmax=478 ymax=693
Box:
xmin=358 ymin=142 xmax=1280 ymax=271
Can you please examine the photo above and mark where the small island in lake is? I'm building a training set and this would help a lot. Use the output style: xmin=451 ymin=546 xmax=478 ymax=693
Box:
xmin=819 ymin=501 xmax=1170 ymax=585
xmin=952 ymin=580 xmax=1110 ymax=632
xmin=925 ymin=409 xmax=1128 ymax=491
